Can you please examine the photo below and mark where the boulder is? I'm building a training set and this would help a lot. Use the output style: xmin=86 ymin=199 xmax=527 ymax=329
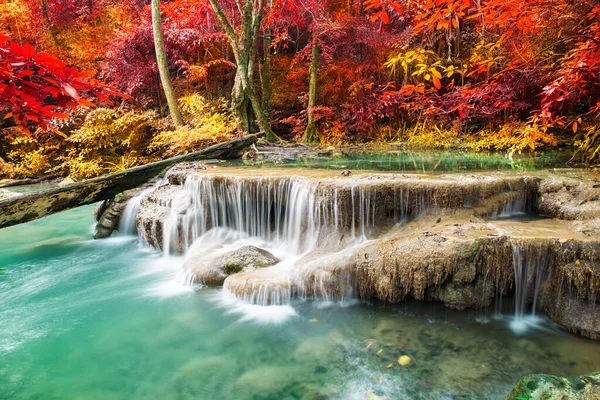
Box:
xmin=94 ymin=179 xmax=165 ymax=239
xmin=186 ymin=245 xmax=279 ymax=286
xmin=507 ymin=372 xmax=600 ymax=400
xmin=93 ymin=200 xmax=127 ymax=239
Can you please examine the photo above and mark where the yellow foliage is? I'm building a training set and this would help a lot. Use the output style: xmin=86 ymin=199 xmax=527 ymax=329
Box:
xmin=318 ymin=122 xmax=349 ymax=146
xmin=9 ymin=148 xmax=52 ymax=177
xmin=407 ymin=124 xmax=461 ymax=149
xmin=574 ymin=126 xmax=600 ymax=165
xmin=468 ymin=122 xmax=558 ymax=153
xmin=368 ymin=125 xmax=403 ymax=143
xmin=385 ymin=48 xmax=462 ymax=89
xmin=68 ymin=108 xmax=158 ymax=155
xmin=4 ymin=133 xmax=55 ymax=178
xmin=0 ymin=157 xmax=11 ymax=178
xmin=150 ymin=94 xmax=235 ymax=156
xmin=57 ymin=108 xmax=158 ymax=178
xmin=56 ymin=156 xmax=105 ymax=180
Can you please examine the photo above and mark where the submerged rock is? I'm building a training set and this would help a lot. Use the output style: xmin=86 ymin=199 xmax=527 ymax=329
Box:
xmin=185 ymin=245 xmax=279 ymax=286
xmin=507 ymin=372 xmax=600 ymax=400
xmin=433 ymin=278 xmax=494 ymax=311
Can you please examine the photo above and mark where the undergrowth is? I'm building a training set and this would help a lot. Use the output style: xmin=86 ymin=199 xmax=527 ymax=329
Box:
xmin=149 ymin=94 xmax=235 ymax=157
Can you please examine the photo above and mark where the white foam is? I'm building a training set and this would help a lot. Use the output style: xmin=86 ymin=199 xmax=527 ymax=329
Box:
xmin=212 ymin=290 xmax=298 ymax=324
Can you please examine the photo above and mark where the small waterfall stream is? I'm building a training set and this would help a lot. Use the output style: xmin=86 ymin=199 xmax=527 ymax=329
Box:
xmin=510 ymin=243 xmax=551 ymax=332
xmin=145 ymin=174 xmax=427 ymax=306
xmin=119 ymin=176 xmax=168 ymax=234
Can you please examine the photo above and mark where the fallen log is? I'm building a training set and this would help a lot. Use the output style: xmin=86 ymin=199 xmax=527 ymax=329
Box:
xmin=0 ymin=133 xmax=263 ymax=229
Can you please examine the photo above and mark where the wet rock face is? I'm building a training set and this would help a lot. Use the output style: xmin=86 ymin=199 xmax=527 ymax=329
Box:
xmin=538 ymin=174 xmax=600 ymax=220
xmin=185 ymin=245 xmax=279 ymax=286
xmin=93 ymin=200 xmax=127 ymax=239
xmin=94 ymin=180 xmax=164 ymax=239
xmin=134 ymin=169 xmax=544 ymax=255
xmin=433 ymin=278 xmax=495 ymax=311
xmin=507 ymin=372 xmax=600 ymax=400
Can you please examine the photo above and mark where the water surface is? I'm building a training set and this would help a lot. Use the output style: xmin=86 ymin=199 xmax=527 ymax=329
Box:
xmin=1 ymin=206 xmax=599 ymax=400
xmin=232 ymin=149 xmax=573 ymax=173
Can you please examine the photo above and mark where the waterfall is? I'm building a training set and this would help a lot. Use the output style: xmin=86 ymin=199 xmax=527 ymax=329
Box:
xmin=511 ymin=244 xmax=550 ymax=328
xmin=119 ymin=176 xmax=168 ymax=235
xmin=160 ymin=175 xmax=391 ymax=256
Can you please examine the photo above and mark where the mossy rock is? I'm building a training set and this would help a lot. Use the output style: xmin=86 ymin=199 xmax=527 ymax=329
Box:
xmin=507 ymin=372 xmax=600 ymax=400
xmin=185 ymin=245 xmax=280 ymax=286
xmin=224 ymin=261 xmax=243 ymax=274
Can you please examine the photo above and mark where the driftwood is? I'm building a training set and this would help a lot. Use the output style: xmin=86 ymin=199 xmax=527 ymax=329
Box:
xmin=0 ymin=133 xmax=263 ymax=229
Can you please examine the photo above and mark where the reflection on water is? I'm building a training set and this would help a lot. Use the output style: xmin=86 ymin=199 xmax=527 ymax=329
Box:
xmin=230 ymin=149 xmax=571 ymax=173
xmin=1 ymin=206 xmax=599 ymax=400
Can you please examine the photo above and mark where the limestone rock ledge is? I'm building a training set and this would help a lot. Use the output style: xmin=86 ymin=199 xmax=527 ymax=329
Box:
xmin=132 ymin=166 xmax=600 ymax=339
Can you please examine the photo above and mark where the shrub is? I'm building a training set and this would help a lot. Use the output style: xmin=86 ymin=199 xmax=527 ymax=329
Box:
xmin=407 ymin=124 xmax=461 ymax=149
xmin=319 ymin=121 xmax=350 ymax=146
xmin=468 ymin=122 xmax=558 ymax=153
xmin=4 ymin=133 xmax=55 ymax=178
xmin=57 ymin=108 xmax=159 ymax=179
xmin=149 ymin=94 xmax=235 ymax=157
xmin=574 ymin=125 xmax=600 ymax=165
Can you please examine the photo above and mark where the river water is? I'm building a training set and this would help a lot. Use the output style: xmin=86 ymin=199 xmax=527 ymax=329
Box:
xmin=1 ymin=203 xmax=600 ymax=400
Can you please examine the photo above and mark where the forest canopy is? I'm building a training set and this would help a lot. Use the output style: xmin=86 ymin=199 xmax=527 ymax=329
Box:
xmin=1 ymin=0 xmax=599 ymax=178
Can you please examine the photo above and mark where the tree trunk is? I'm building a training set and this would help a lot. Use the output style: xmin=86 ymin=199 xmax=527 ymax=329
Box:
xmin=151 ymin=0 xmax=183 ymax=127
xmin=262 ymin=0 xmax=273 ymax=118
xmin=208 ymin=0 xmax=279 ymax=142
xmin=232 ymin=71 xmax=253 ymax=133
xmin=0 ymin=134 xmax=263 ymax=229
xmin=302 ymin=43 xmax=320 ymax=145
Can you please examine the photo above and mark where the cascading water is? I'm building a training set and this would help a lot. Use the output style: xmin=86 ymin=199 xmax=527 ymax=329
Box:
xmin=119 ymin=176 xmax=168 ymax=235
xmin=510 ymin=243 xmax=551 ymax=332
xmin=152 ymin=174 xmax=425 ymax=305
xmin=131 ymin=172 xmax=452 ymax=306
xmin=160 ymin=175 xmax=396 ymax=257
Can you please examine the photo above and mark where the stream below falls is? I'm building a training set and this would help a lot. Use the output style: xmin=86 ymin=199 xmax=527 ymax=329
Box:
xmin=1 ymin=204 xmax=600 ymax=399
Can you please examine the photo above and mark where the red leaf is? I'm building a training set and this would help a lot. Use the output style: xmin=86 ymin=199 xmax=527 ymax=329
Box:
xmin=61 ymin=83 xmax=82 ymax=100
xmin=22 ymin=43 xmax=36 ymax=59
xmin=381 ymin=11 xmax=390 ymax=24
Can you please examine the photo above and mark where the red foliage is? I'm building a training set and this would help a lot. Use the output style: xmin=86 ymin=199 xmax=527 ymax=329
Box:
xmin=0 ymin=34 xmax=129 ymax=135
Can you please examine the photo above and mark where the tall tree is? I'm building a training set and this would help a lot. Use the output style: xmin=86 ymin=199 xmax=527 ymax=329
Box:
xmin=151 ymin=0 xmax=183 ymax=126
xmin=207 ymin=0 xmax=279 ymax=141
